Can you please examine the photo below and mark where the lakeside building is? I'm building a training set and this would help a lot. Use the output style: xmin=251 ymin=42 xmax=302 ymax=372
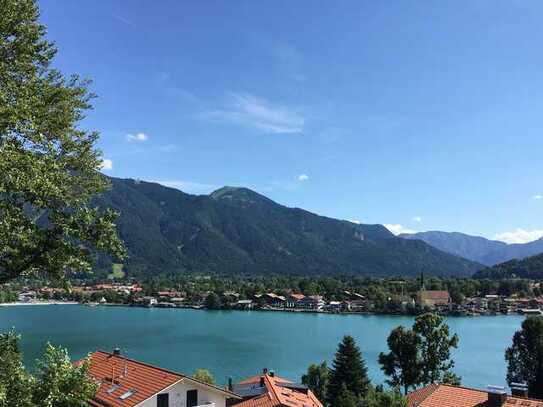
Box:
xmin=230 ymin=369 xmax=323 ymax=407
xmin=407 ymin=383 xmax=541 ymax=407
xmin=236 ymin=299 xmax=254 ymax=309
xmin=286 ymin=293 xmax=305 ymax=308
xmin=84 ymin=349 xmax=240 ymax=407
xmin=416 ymin=290 xmax=452 ymax=309
xmin=296 ymin=295 xmax=325 ymax=310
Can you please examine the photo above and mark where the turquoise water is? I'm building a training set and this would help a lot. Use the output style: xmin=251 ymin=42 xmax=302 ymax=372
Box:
xmin=0 ymin=305 xmax=523 ymax=389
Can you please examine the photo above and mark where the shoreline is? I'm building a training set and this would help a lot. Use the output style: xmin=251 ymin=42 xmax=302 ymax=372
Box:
xmin=0 ymin=301 xmax=532 ymax=318
xmin=0 ymin=301 xmax=79 ymax=307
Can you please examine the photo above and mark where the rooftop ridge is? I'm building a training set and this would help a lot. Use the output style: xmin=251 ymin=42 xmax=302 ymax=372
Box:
xmin=94 ymin=350 xmax=185 ymax=379
xmin=92 ymin=350 xmax=239 ymax=398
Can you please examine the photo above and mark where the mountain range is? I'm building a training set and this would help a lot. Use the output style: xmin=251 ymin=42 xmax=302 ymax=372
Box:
xmin=400 ymin=231 xmax=543 ymax=266
xmin=92 ymin=177 xmax=482 ymax=279
xmin=474 ymin=253 xmax=543 ymax=279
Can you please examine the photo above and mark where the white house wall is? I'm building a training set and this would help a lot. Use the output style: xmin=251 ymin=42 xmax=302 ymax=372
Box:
xmin=137 ymin=380 xmax=228 ymax=407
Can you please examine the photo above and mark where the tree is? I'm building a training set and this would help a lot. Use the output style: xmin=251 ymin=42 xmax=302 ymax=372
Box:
xmin=0 ymin=0 xmax=125 ymax=284
xmin=363 ymin=386 xmax=407 ymax=407
xmin=413 ymin=313 xmax=459 ymax=385
xmin=0 ymin=331 xmax=34 ymax=407
xmin=31 ymin=344 xmax=98 ymax=407
xmin=379 ymin=326 xmax=421 ymax=394
xmin=505 ymin=316 xmax=543 ymax=399
xmin=204 ymin=293 xmax=222 ymax=309
xmin=441 ymin=371 xmax=461 ymax=386
xmin=193 ymin=369 xmax=215 ymax=385
xmin=327 ymin=335 xmax=370 ymax=406
xmin=301 ymin=361 xmax=328 ymax=403
xmin=335 ymin=384 xmax=359 ymax=407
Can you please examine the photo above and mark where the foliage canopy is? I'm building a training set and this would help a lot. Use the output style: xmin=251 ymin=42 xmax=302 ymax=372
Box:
xmin=0 ymin=0 xmax=124 ymax=283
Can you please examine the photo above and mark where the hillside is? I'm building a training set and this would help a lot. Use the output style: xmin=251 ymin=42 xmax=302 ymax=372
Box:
xmin=474 ymin=253 xmax=543 ymax=279
xmin=92 ymin=178 xmax=483 ymax=278
xmin=400 ymin=231 xmax=543 ymax=266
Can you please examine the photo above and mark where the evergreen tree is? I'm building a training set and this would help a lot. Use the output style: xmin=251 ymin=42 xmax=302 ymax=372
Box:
xmin=505 ymin=316 xmax=543 ymax=399
xmin=301 ymin=361 xmax=328 ymax=404
xmin=327 ymin=335 xmax=370 ymax=406
xmin=0 ymin=0 xmax=125 ymax=284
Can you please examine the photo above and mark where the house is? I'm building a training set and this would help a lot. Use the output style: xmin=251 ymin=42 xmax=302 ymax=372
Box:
xmin=85 ymin=349 xmax=240 ymax=407
xmin=222 ymin=292 xmax=240 ymax=302
xmin=157 ymin=291 xmax=183 ymax=300
xmin=231 ymin=369 xmax=323 ymax=407
xmin=343 ymin=299 xmax=367 ymax=312
xmin=18 ymin=291 xmax=36 ymax=303
xmin=237 ymin=299 xmax=254 ymax=310
xmin=296 ymin=295 xmax=325 ymax=310
xmin=327 ymin=301 xmax=342 ymax=312
xmin=256 ymin=293 xmax=286 ymax=308
xmin=286 ymin=294 xmax=305 ymax=308
xmin=416 ymin=290 xmax=451 ymax=309
xmin=407 ymin=383 xmax=540 ymax=407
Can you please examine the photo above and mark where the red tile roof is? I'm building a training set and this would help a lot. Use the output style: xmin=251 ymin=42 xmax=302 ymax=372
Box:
xmin=84 ymin=351 xmax=238 ymax=407
xmin=234 ymin=373 xmax=323 ymax=407
xmin=407 ymin=384 xmax=543 ymax=407
xmin=288 ymin=294 xmax=306 ymax=301
xmin=418 ymin=290 xmax=451 ymax=301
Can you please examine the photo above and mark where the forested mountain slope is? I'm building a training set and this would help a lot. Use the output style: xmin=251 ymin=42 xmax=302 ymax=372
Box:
xmin=93 ymin=178 xmax=483 ymax=278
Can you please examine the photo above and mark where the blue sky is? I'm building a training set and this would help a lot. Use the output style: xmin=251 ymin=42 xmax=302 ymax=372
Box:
xmin=40 ymin=0 xmax=543 ymax=243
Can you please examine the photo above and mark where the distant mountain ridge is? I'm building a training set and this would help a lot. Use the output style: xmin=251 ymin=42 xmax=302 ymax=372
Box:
xmin=400 ymin=231 xmax=543 ymax=266
xmin=474 ymin=252 xmax=543 ymax=279
xmin=92 ymin=177 xmax=482 ymax=278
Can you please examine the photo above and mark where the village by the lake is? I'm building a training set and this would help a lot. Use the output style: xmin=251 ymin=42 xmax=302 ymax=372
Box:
xmin=3 ymin=0 xmax=543 ymax=406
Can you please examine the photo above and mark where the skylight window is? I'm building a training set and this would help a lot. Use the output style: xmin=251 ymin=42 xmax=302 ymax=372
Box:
xmin=119 ymin=389 xmax=137 ymax=400
xmin=107 ymin=384 xmax=121 ymax=394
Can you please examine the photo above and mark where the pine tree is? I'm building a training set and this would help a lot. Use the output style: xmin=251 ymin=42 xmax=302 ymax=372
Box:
xmin=327 ymin=335 xmax=370 ymax=406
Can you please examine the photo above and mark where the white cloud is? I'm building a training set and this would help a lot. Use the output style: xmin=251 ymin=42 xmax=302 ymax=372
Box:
xmin=385 ymin=224 xmax=417 ymax=235
xmin=100 ymin=159 xmax=113 ymax=171
xmin=112 ymin=15 xmax=135 ymax=27
xmin=154 ymin=180 xmax=219 ymax=195
xmin=298 ymin=174 xmax=309 ymax=182
xmin=126 ymin=132 xmax=148 ymax=142
xmin=534 ymin=195 xmax=542 ymax=200
xmin=349 ymin=220 xmax=361 ymax=224
xmin=412 ymin=216 xmax=422 ymax=223
xmin=494 ymin=228 xmax=543 ymax=244
xmin=205 ymin=93 xmax=304 ymax=134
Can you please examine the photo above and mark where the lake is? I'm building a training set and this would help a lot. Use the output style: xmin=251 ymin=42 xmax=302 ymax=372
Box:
xmin=0 ymin=305 xmax=524 ymax=390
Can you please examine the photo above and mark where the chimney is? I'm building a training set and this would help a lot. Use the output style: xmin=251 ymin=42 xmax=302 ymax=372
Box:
xmin=228 ymin=377 xmax=233 ymax=391
xmin=510 ymin=382 xmax=529 ymax=398
xmin=263 ymin=368 xmax=268 ymax=375
xmin=113 ymin=347 xmax=121 ymax=356
xmin=260 ymin=376 xmax=265 ymax=387
xmin=487 ymin=386 xmax=507 ymax=407
xmin=269 ymin=370 xmax=275 ymax=377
